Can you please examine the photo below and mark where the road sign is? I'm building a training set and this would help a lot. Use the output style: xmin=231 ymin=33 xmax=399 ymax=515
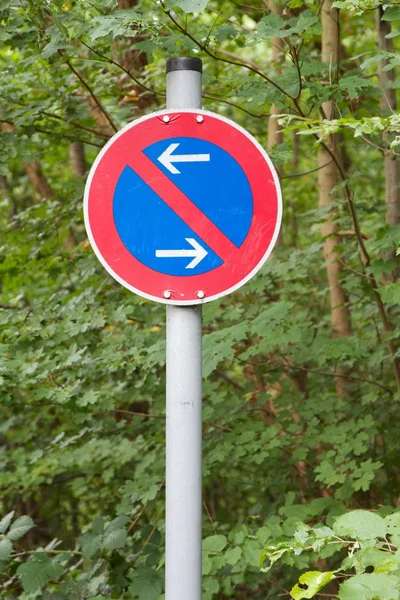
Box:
xmin=84 ymin=108 xmax=282 ymax=305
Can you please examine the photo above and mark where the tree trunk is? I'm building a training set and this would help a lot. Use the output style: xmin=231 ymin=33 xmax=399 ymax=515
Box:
xmin=376 ymin=5 xmax=400 ymax=280
xmin=0 ymin=174 xmax=17 ymax=219
xmin=69 ymin=141 xmax=86 ymax=177
xmin=319 ymin=0 xmax=352 ymax=397
xmin=268 ymin=0 xmax=284 ymax=246
xmin=2 ymin=122 xmax=55 ymax=200
xmin=23 ymin=161 xmax=54 ymax=199
xmin=116 ymin=0 xmax=156 ymax=110
xmin=290 ymin=132 xmax=299 ymax=247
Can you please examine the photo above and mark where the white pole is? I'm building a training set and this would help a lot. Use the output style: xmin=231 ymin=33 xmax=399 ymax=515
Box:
xmin=165 ymin=57 xmax=203 ymax=600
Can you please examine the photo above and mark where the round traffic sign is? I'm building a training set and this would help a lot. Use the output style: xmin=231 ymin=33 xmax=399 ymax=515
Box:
xmin=84 ymin=109 xmax=282 ymax=305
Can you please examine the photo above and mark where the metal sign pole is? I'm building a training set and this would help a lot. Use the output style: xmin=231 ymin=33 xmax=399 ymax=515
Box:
xmin=165 ymin=57 xmax=203 ymax=600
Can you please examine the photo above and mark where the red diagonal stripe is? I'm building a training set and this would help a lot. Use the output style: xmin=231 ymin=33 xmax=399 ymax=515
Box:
xmin=127 ymin=150 xmax=240 ymax=263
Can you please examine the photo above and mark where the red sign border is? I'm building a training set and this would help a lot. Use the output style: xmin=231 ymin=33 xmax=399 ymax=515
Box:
xmin=84 ymin=109 xmax=282 ymax=305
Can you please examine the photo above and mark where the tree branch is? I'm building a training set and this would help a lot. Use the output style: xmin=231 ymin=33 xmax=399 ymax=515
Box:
xmin=114 ymin=408 xmax=166 ymax=419
xmin=163 ymin=6 xmax=299 ymax=102
xmin=66 ymin=60 xmax=118 ymax=132
xmin=280 ymin=160 xmax=333 ymax=179
xmin=251 ymin=356 xmax=393 ymax=394
xmin=80 ymin=42 xmax=164 ymax=99
xmin=203 ymin=93 xmax=271 ymax=118
xmin=41 ymin=111 xmax=111 ymax=139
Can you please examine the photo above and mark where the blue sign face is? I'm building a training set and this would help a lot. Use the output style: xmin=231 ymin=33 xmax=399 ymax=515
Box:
xmin=113 ymin=137 xmax=253 ymax=277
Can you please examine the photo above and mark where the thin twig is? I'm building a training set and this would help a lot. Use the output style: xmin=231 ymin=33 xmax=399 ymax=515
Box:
xmin=12 ymin=549 xmax=82 ymax=557
xmin=281 ymin=160 xmax=333 ymax=179
xmin=66 ymin=60 xmax=118 ymax=132
xmin=229 ymin=0 xmax=267 ymax=9
xmin=337 ymin=230 xmax=370 ymax=240
xmin=27 ymin=125 xmax=103 ymax=147
xmin=132 ymin=525 xmax=157 ymax=564
xmin=80 ymin=41 xmax=164 ymax=99
xmin=206 ymin=421 xmax=232 ymax=432
xmin=250 ymin=357 xmax=393 ymax=394
xmin=114 ymin=409 xmax=166 ymax=419
xmin=338 ymin=259 xmax=373 ymax=279
xmin=203 ymin=93 xmax=271 ymax=119
xmin=0 ymin=304 xmax=23 ymax=310
xmin=360 ymin=134 xmax=400 ymax=157
xmin=215 ymin=368 xmax=244 ymax=390
xmin=41 ymin=111 xmax=111 ymax=139
xmin=163 ymin=7 xmax=299 ymax=102
xmin=128 ymin=506 xmax=146 ymax=534
xmin=203 ymin=501 xmax=217 ymax=534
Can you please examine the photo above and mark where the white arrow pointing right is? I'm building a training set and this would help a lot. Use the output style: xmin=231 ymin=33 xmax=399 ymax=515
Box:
xmin=157 ymin=143 xmax=210 ymax=174
xmin=155 ymin=238 xmax=208 ymax=269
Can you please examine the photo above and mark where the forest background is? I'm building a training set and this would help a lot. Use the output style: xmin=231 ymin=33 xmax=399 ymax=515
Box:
xmin=1 ymin=0 xmax=400 ymax=598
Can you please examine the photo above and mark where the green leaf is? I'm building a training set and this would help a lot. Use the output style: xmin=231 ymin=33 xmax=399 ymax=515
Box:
xmin=77 ymin=390 xmax=99 ymax=407
xmin=165 ymin=0 xmax=209 ymax=12
xmin=332 ymin=0 xmax=379 ymax=14
xmin=333 ymin=510 xmax=386 ymax=540
xmin=103 ymin=528 xmax=127 ymax=551
xmin=91 ymin=516 xmax=105 ymax=535
xmin=381 ymin=7 xmax=400 ymax=21
xmin=359 ymin=548 xmax=400 ymax=574
xmin=225 ymin=546 xmax=242 ymax=565
xmin=294 ymin=523 xmax=310 ymax=545
xmin=17 ymin=555 xmax=63 ymax=593
xmin=202 ymin=535 xmax=228 ymax=552
xmin=203 ymin=321 xmax=248 ymax=377
xmin=260 ymin=541 xmax=294 ymax=572
xmin=256 ymin=14 xmax=285 ymax=40
xmin=203 ymin=576 xmax=219 ymax=599
xmin=379 ymin=281 xmax=400 ymax=304
xmin=79 ymin=533 xmax=103 ymax=558
xmin=129 ymin=567 xmax=163 ymax=600
xmin=0 ymin=512 xmax=14 ymax=534
xmin=338 ymin=573 xmax=399 ymax=600
xmin=105 ymin=516 xmax=129 ymax=532
xmin=385 ymin=512 xmax=400 ymax=545
xmin=339 ymin=74 xmax=372 ymax=100
xmin=202 ymin=552 xmax=213 ymax=575
xmin=7 ymin=515 xmax=35 ymax=541
xmin=291 ymin=571 xmax=336 ymax=599
xmin=0 ymin=538 xmax=12 ymax=561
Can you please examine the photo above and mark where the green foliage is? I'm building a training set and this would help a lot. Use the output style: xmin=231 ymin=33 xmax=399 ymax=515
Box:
xmin=79 ymin=516 xmax=129 ymax=557
xmin=261 ymin=509 xmax=400 ymax=599
xmin=129 ymin=568 xmax=163 ymax=600
xmin=332 ymin=1 xmax=380 ymax=14
xmin=334 ymin=509 xmax=387 ymax=540
xmin=166 ymin=0 xmax=210 ymax=13
xmin=379 ymin=280 xmax=400 ymax=304
xmin=0 ymin=513 xmax=35 ymax=568
xmin=280 ymin=114 xmax=400 ymax=143
xmin=1 ymin=0 xmax=400 ymax=597
xmin=7 ymin=516 xmax=36 ymax=541
xmin=291 ymin=571 xmax=336 ymax=599
xmin=17 ymin=555 xmax=64 ymax=593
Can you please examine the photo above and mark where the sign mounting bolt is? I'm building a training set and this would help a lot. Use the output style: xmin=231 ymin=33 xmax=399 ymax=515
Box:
xmin=196 ymin=115 xmax=204 ymax=123
xmin=163 ymin=115 xmax=170 ymax=123
xmin=197 ymin=290 xmax=205 ymax=299
xmin=163 ymin=290 xmax=171 ymax=299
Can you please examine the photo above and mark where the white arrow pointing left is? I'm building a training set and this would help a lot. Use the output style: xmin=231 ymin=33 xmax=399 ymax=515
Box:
xmin=157 ymin=143 xmax=210 ymax=174
xmin=155 ymin=238 xmax=208 ymax=269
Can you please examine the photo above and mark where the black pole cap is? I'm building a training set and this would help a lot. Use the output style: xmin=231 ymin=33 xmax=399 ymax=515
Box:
xmin=166 ymin=57 xmax=202 ymax=74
